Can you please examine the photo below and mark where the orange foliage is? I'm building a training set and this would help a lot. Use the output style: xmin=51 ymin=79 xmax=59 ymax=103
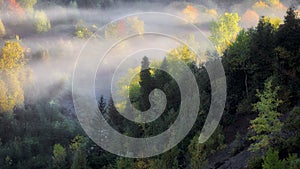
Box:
xmin=7 ymin=0 xmax=25 ymax=20
xmin=118 ymin=20 xmax=125 ymax=35
xmin=182 ymin=5 xmax=199 ymax=23
xmin=206 ymin=9 xmax=218 ymax=16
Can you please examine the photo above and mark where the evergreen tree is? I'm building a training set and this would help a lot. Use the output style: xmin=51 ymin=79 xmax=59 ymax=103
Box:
xmin=248 ymin=17 xmax=276 ymax=93
xmin=98 ymin=95 xmax=106 ymax=114
xmin=107 ymin=97 xmax=124 ymax=132
xmin=139 ymin=56 xmax=153 ymax=111
xmin=275 ymin=7 xmax=300 ymax=103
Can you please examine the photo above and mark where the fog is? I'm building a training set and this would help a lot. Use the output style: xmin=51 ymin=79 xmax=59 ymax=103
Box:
xmin=1 ymin=0 xmax=298 ymax=108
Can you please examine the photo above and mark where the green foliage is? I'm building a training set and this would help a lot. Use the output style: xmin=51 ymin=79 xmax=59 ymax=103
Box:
xmin=261 ymin=149 xmax=300 ymax=169
xmin=223 ymin=29 xmax=252 ymax=114
xmin=249 ymin=80 xmax=282 ymax=152
xmin=0 ymin=19 xmax=5 ymax=38
xmin=70 ymin=135 xmax=89 ymax=169
xmin=116 ymin=158 xmax=133 ymax=169
xmin=248 ymin=155 xmax=263 ymax=169
xmin=275 ymin=7 xmax=300 ymax=101
xmin=283 ymin=107 xmax=300 ymax=152
xmin=34 ymin=10 xmax=51 ymax=33
xmin=262 ymin=149 xmax=285 ymax=169
xmin=209 ymin=12 xmax=241 ymax=55
xmin=188 ymin=126 xmax=225 ymax=169
xmin=250 ymin=80 xmax=282 ymax=151
xmin=286 ymin=154 xmax=300 ymax=169
xmin=70 ymin=135 xmax=86 ymax=152
xmin=159 ymin=147 xmax=179 ymax=169
xmin=53 ymin=144 xmax=67 ymax=169
xmin=231 ymin=132 xmax=244 ymax=155
xmin=75 ymin=20 xmax=94 ymax=39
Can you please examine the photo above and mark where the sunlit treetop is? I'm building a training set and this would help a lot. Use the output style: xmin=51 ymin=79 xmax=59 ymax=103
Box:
xmin=209 ymin=12 xmax=241 ymax=55
xmin=105 ymin=17 xmax=144 ymax=39
xmin=167 ymin=45 xmax=196 ymax=64
xmin=262 ymin=16 xmax=282 ymax=29
xmin=0 ymin=40 xmax=25 ymax=72
xmin=34 ymin=10 xmax=51 ymax=33
xmin=254 ymin=0 xmax=280 ymax=7
xmin=0 ymin=40 xmax=26 ymax=113
xmin=182 ymin=5 xmax=199 ymax=23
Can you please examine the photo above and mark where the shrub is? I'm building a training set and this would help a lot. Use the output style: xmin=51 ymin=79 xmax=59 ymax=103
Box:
xmin=231 ymin=133 xmax=244 ymax=156
xmin=248 ymin=155 xmax=263 ymax=169
xmin=34 ymin=10 xmax=51 ymax=33
xmin=74 ymin=20 xmax=93 ymax=39
xmin=262 ymin=149 xmax=285 ymax=169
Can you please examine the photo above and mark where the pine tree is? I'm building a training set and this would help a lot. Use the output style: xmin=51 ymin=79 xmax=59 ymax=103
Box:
xmin=107 ymin=97 xmax=123 ymax=132
xmin=98 ymin=95 xmax=106 ymax=114
xmin=139 ymin=56 xmax=153 ymax=111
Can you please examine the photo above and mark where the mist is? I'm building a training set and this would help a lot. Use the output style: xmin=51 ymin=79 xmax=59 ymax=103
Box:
xmin=1 ymin=0 xmax=298 ymax=110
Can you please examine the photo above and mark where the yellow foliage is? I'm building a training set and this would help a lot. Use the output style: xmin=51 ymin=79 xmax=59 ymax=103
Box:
xmin=167 ymin=45 xmax=196 ymax=63
xmin=0 ymin=19 xmax=5 ymax=38
xmin=263 ymin=16 xmax=282 ymax=29
xmin=0 ymin=40 xmax=28 ymax=112
xmin=0 ymin=79 xmax=11 ymax=112
xmin=206 ymin=9 xmax=218 ymax=16
xmin=0 ymin=41 xmax=24 ymax=72
xmin=127 ymin=16 xmax=144 ymax=35
xmin=253 ymin=1 xmax=269 ymax=9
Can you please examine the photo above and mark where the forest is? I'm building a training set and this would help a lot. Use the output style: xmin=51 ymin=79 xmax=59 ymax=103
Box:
xmin=0 ymin=0 xmax=300 ymax=168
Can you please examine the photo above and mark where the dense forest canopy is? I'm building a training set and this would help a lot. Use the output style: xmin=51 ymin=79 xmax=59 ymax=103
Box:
xmin=0 ymin=0 xmax=300 ymax=168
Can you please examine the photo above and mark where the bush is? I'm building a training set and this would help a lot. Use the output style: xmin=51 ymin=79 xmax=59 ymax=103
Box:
xmin=236 ymin=97 xmax=252 ymax=114
xmin=74 ymin=20 xmax=94 ymax=39
xmin=283 ymin=107 xmax=300 ymax=152
xmin=262 ymin=149 xmax=286 ymax=169
xmin=248 ymin=155 xmax=263 ymax=169
xmin=286 ymin=154 xmax=300 ymax=169
xmin=231 ymin=133 xmax=244 ymax=156
xmin=34 ymin=10 xmax=51 ymax=33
